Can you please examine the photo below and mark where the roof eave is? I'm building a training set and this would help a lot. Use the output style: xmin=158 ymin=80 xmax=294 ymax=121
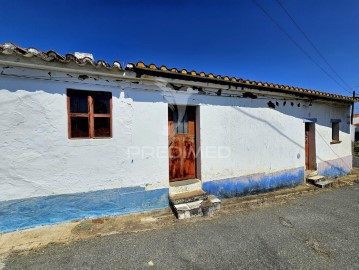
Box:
xmin=131 ymin=66 xmax=355 ymax=104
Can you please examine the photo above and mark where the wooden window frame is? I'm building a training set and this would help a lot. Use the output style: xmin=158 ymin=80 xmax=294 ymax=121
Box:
xmin=67 ymin=89 xmax=112 ymax=139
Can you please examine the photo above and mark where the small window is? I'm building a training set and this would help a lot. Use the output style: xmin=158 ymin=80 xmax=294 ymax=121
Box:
xmin=173 ymin=107 xmax=189 ymax=134
xmin=67 ymin=90 xmax=112 ymax=139
xmin=331 ymin=122 xmax=340 ymax=143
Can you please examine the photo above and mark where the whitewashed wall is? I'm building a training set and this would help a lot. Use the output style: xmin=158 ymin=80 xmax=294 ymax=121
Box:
xmin=0 ymin=66 xmax=169 ymax=202
xmin=172 ymin=93 xmax=351 ymax=182
xmin=0 ymin=64 xmax=352 ymax=202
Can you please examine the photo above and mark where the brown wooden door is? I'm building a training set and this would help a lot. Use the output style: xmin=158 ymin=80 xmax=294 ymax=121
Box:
xmin=305 ymin=123 xmax=309 ymax=170
xmin=168 ymin=106 xmax=196 ymax=182
xmin=305 ymin=122 xmax=317 ymax=170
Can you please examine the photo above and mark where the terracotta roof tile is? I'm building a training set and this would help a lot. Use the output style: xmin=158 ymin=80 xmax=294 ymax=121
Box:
xmin=0 ymin=42 xmax=123 ymax=71
xmin=0 ymin=43 xmax=356 ymax=103
xmin=131 ymin=61 xmax=357 ymax=102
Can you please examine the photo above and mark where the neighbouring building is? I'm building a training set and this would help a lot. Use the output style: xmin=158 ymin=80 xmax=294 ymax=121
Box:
xmin=0 ymin=43 xmax=355 ymax=232
xmin=352 ymin=114 xmax=359 ymax=141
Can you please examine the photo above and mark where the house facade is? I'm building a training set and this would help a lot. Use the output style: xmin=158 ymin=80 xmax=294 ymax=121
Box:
xmin=0 ymin=43 xmax=354 ymax=232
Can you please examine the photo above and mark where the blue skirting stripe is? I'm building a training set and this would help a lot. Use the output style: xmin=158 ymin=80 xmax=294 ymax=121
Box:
xmin=203 ymin=167 xmax=304 ymax=199
xmin=0 ymin=186 xmax=169 ymax=233
xmin=318 ymin=155 xmax=352 ymax=178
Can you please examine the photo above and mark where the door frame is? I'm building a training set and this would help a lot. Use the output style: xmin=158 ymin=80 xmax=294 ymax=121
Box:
xmin=305 ymin=121 xmax=317 ymax=170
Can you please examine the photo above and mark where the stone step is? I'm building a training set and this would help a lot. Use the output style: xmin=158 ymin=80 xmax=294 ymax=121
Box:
xmin=305 ymin=170 xmax=318 ymax=177
xmin=169 ymin=192 xmax=221 ymax=220
xmin=169 ymin=189 xmax=208 ymax=205
xmin=314 ymin=180 xmax=334 ymax=188
xmin=169 ymin=179 xmax=202 ymax=195
xmin=306 ymin=175 xmax=326 ymax=183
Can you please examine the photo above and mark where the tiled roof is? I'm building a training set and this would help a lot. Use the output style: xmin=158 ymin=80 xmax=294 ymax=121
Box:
xmin=130 ymin=61 xmax=356 ymax=103
xmin=0 ymin=42 xmax=123 ymax=70
xmin=0 ymin=42 xmax=356 ymax=103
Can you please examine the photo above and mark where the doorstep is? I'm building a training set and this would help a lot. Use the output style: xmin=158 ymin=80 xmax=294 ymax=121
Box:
xmin=168 ymin=179 xmax=221 ymax=219
xmin=169 ymin=179 xmax=202 ymax=195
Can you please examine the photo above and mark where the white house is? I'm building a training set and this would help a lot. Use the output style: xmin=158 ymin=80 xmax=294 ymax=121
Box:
xmin=0 ymin=43 xmax=355 ymax=232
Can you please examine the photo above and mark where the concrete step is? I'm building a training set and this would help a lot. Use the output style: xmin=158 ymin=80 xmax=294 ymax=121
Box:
xmin=169 ymin=179 xmax=202 ymax=195
xmin=314 ymin=180 xmax=334 ymax=188
xmin=169 ymin=189 xmax=208 ymax=205
xmin=306 ymin=175 xmax=326 ymax=183
xmin=169 ymin=191 xmax=221 ymax=220
xmin=305 ymin=170 xmax=318 ymax=178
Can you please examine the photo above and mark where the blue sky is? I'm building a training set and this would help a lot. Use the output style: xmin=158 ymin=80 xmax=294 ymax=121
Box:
xmin=1 ymin=0 xmax=358 ymax=99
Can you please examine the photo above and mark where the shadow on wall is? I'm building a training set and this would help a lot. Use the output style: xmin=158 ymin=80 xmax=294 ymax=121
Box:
xmin=125 ymin=81 xmax=350 ymax=135
xmin=230 ymin=106 xmax=351 ymax=177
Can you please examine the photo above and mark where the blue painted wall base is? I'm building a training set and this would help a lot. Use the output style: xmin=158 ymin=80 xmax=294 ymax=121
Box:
xmin=0 ymin=186 xmax=169 ymax=233
xmin=203 ymin=167 xmax=304 ymax=199
xmin=318 ymin=155 xmax=352 ymax=178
